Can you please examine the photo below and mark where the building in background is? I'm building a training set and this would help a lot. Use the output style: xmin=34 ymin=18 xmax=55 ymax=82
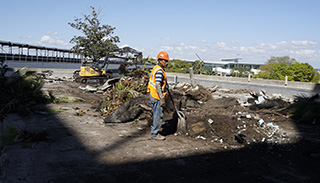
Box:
xmin=203 ymin=58 xmax=263 ymax=76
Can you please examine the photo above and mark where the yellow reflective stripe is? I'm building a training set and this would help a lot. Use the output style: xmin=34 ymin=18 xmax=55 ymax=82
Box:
xmin=149 ymin=80 xmax=156 ymax=88
xmin=151 ymin=67 xmax=161 ymax=81
xmin=149 ymin=81 xmax=165 ymax=91
xmin=149 ymin=66 xmax=162 ymax=89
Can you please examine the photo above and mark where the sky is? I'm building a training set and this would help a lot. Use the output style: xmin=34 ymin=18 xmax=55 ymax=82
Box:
xmin=1 ymin=0 xmax=320 ymax=68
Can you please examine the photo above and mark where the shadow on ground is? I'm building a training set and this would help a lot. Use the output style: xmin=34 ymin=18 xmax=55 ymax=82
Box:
xmin=4 ymin=111 xmax=320 ymax=183
xmin=1 ymin=81 xmax=320 ymax=183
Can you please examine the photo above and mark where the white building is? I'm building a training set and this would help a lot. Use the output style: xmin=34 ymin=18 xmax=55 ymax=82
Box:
xmin=203 ymin=58 xmax=263 ymax=76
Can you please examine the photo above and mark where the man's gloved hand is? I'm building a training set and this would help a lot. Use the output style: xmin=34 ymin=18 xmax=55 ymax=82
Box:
xmin=160 ymin=98 xmax=165 ymax=108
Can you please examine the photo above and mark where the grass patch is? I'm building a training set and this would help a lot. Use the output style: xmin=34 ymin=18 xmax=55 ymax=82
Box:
xmin=52 ymin=96 xmax=85 ymax=104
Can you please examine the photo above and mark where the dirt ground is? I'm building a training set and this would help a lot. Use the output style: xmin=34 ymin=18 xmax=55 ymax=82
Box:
xmin=1 ymin=78 xmax=320 ymax=183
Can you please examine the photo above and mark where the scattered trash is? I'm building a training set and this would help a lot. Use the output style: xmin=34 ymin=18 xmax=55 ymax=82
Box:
xmin=196 ymin=135 xmax=206 ymax=140
xmin=208 ymin=119 xmax=214 ymax=124
xmin=258 ymin=119 xmax=265 ymax=126
xmin=255 ymin=96 xmax=265 ymax=104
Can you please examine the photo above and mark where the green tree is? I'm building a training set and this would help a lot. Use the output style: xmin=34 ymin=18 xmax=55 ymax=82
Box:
xmin=192 ymin=60 xmax=204 ymax=74
xmin=255 ymin=56 xmax=319 ymax=83
xmin=287 ymin=62 xmax=319 ymax=82
xmin=166 ymin=59 xmax=192 ymax=73
xmin=68 ymin=6 xmax=120 ymax=61
xmin=255 ymin=56 xmax=295 ymax=79
xmin=269 ymin=62 xmax=288 ymax=80
xmin=267 ymin=56 xmax=296 ymax=66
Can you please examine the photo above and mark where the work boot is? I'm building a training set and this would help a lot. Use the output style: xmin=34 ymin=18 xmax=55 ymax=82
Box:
xmin=151 ymin=134 xmax=166 ymax=140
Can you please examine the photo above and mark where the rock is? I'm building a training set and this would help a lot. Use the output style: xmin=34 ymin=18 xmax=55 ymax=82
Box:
xmin=188 ymin=121 xmax=207 ymax=136
xmin=235 ymin=133 xmax=246 ymax=144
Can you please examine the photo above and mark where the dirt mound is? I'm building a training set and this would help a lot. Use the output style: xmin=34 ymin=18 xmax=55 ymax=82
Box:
xmin=102 ymin=80 xmax=294 ymax=146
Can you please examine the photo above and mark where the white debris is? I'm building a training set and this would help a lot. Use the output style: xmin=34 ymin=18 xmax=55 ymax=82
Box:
xmin=266 ymin=122 xmax=274 ymax=127
xmin=208 ymin=118 xmax=214 ymax=124
xmin=79 ymin=85 xmax=97 ymax=92
xmin=246 ymin=114 xmax=252 ymax=119
xmin=175 ymin=82 xmax=187 ymax=89
xmin=255 ymin=96 xmax=265 ymax=104
xmin=196 ymin=135 xmax=206 ymax=140
xmin=137 ymin=127 xmax=144 ymax=131
xmin=258 ymin=119 xmax=265 ymax=126
xmin=191 ymin=85 xmax=199 ymax=91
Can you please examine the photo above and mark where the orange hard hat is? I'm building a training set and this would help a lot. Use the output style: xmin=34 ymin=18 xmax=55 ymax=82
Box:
xmin=157 ymin=51 xmax=169 ymax=61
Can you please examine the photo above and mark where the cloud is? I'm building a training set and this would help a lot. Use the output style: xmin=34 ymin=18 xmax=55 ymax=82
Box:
xmin=152 ymin=40 xmax=320 ymax=68
xmin=33 ymin=34 xmax=70 ymax=48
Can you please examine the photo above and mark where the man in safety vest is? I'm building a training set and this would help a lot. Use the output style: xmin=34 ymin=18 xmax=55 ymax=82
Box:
xmin=147 ymin=51 xmax=169 ymax=140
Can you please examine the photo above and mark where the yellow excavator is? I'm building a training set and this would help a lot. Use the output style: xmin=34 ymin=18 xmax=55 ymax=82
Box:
xmin=73 ymin=47 xmax=143 ymax=83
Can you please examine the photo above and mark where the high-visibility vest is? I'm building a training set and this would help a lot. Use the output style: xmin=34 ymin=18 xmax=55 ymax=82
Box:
xmin=147 ymin=64 xmax=167 ymax=100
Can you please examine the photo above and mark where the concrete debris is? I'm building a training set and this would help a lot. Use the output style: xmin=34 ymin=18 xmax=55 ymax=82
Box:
xmin=79 ymin=85 xmax=98 ymax=92
xmin=255 ymin=96 xmax=265 ymax=104
xmin=79 ymin=77 xmax=120 ymax=92
xmin=208 ymin=118 xmax=214 ymax=124
xmin=258 ymin=119 xmax=265 ymax=126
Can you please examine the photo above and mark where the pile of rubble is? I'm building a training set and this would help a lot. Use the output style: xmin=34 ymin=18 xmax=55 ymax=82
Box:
xmin=170 ymin=83 xmax=294 ymax=145
xmin=100 ymin=79 xmax=295 ymax=146
xmin=39 ymin=69 xmax=301 ymax=146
